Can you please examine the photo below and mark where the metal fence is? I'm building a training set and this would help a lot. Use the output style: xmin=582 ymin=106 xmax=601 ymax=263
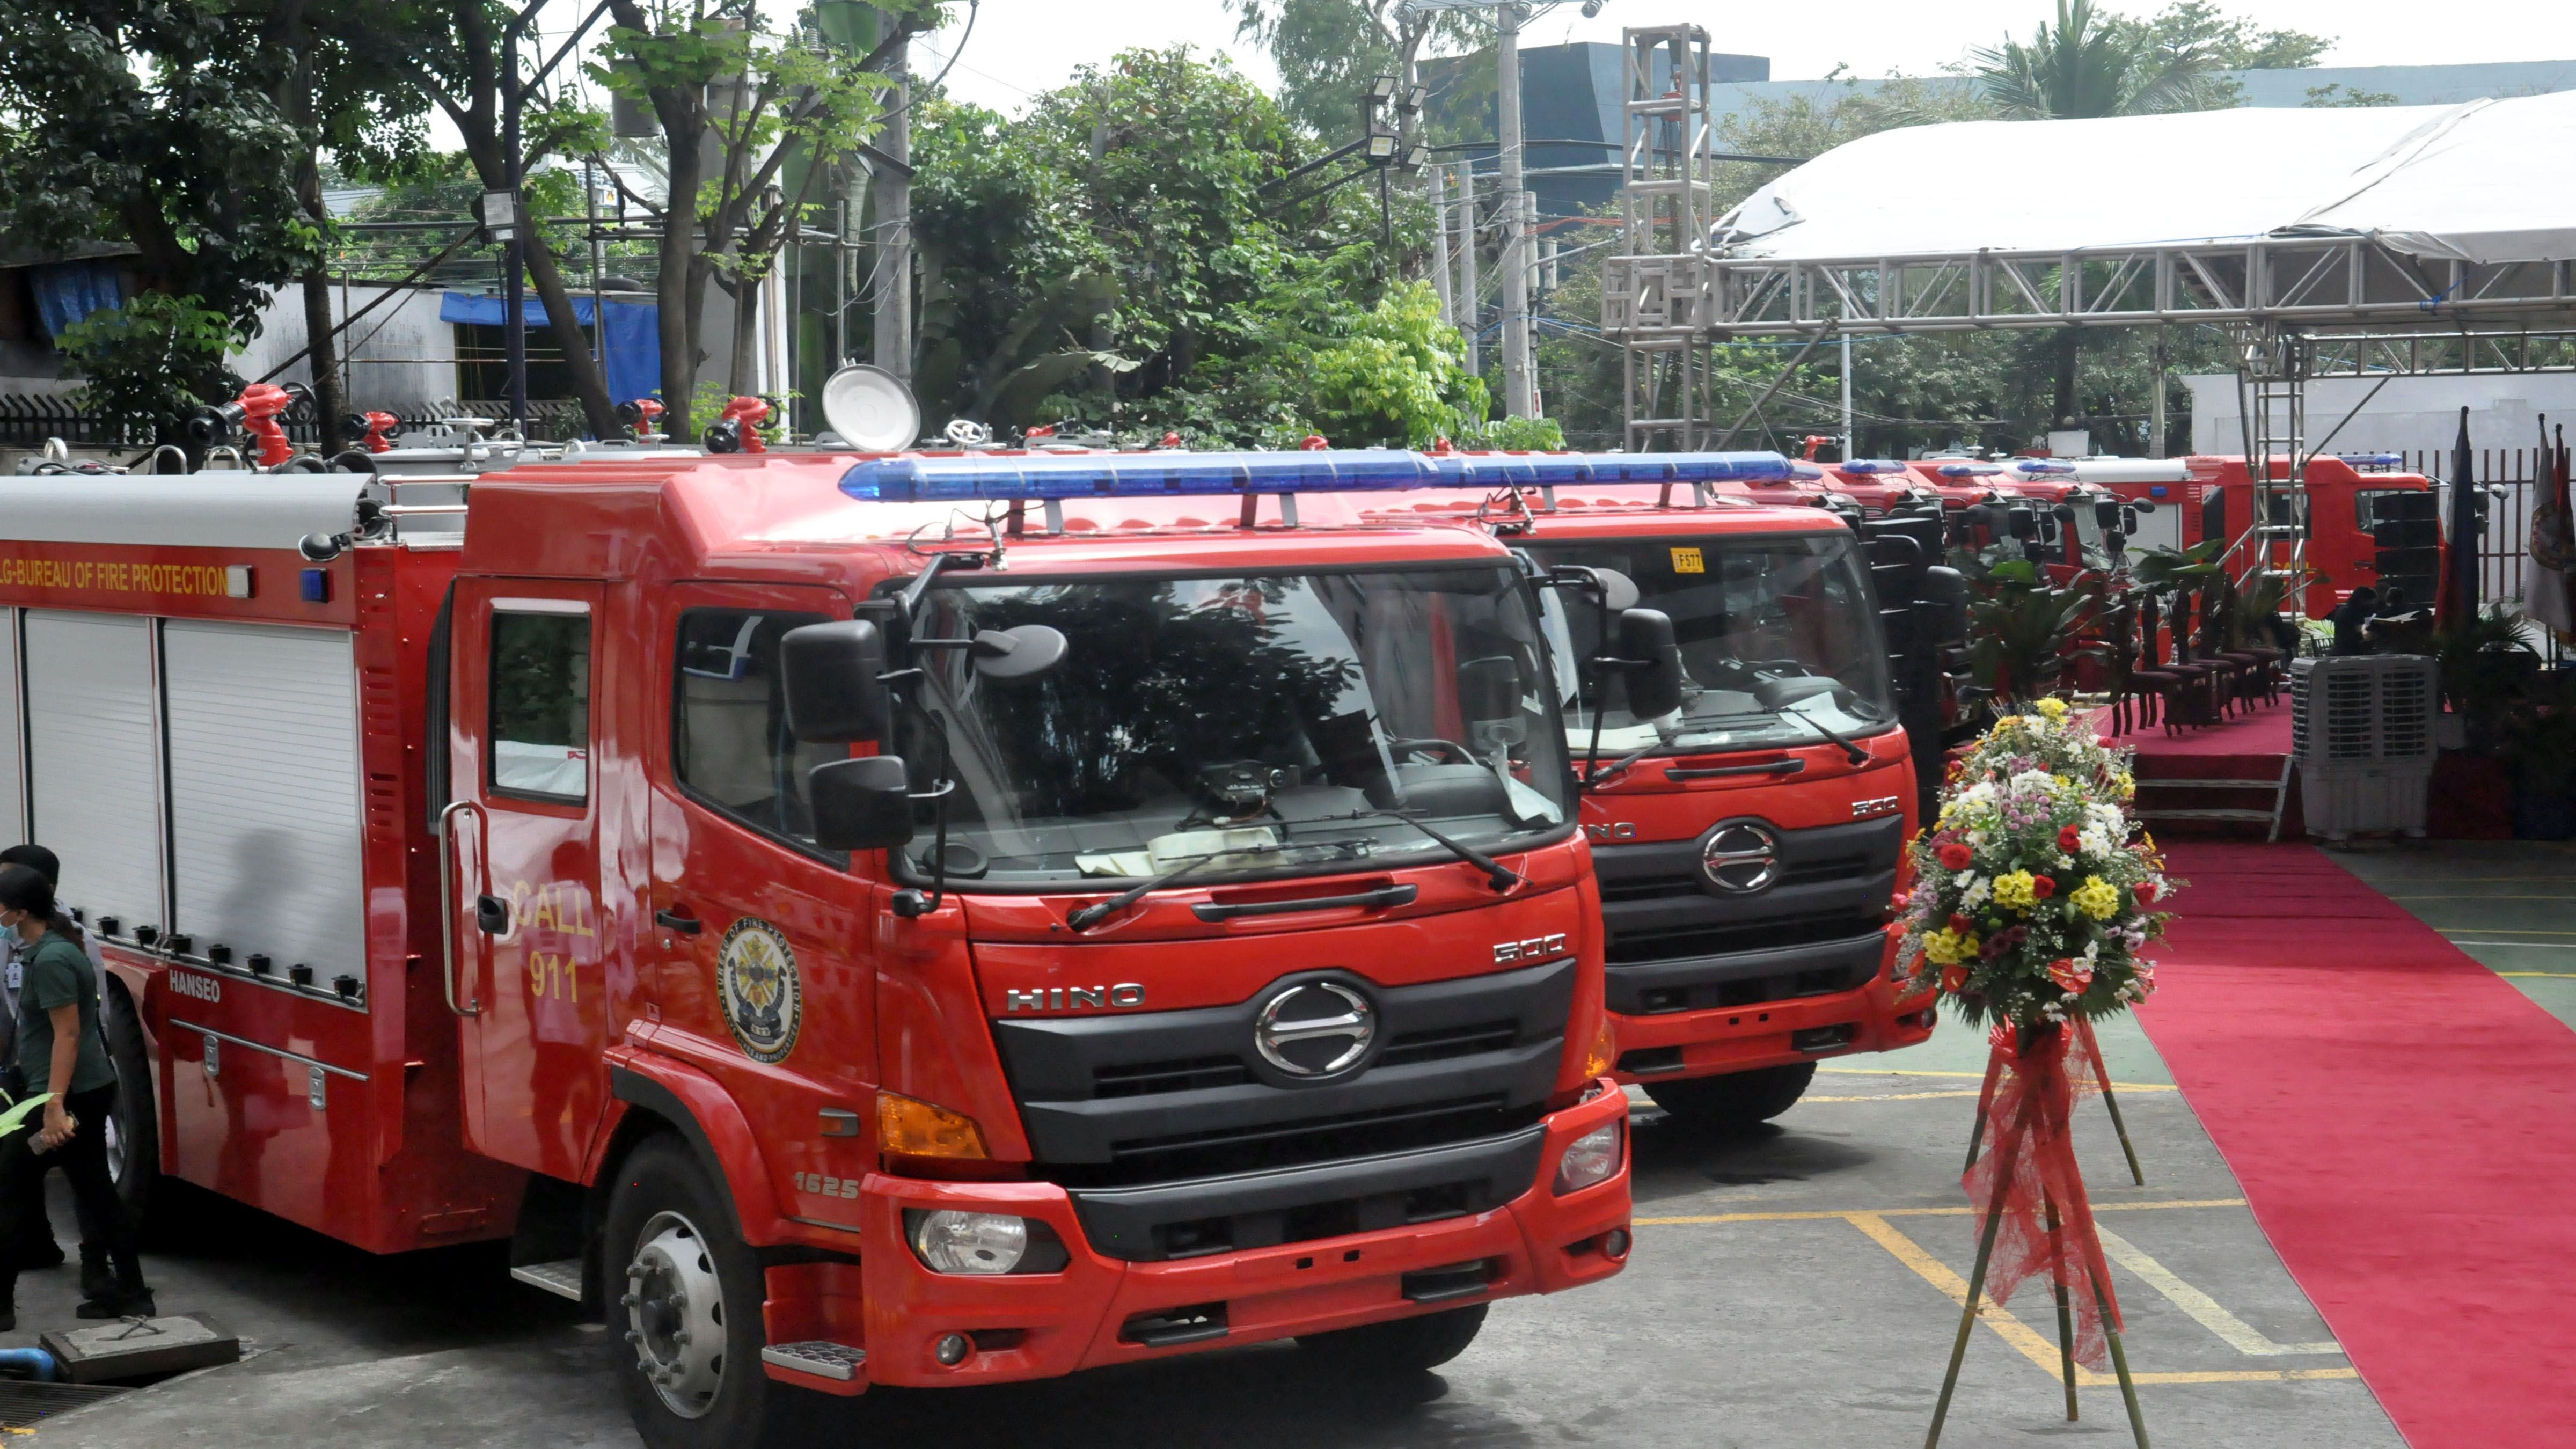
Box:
xmin=1 ymin=394 xmax=601 ymax=453
xmin=2404 ymin=446 xmax=2545 ymax=613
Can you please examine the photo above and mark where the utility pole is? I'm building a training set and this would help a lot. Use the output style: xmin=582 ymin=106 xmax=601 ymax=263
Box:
xmin=1496 ymin=2 xmax=1534 ymax=418
xmin=1428 ymin=165 xmax=1454 ymax=326
xmin=1457 ymin=164 xmax=1482 ymax=377
xmin=872 ymin=46 xmax=913 ymax=383
xmin=1840 ymin=332 xmax=1854 ymax=460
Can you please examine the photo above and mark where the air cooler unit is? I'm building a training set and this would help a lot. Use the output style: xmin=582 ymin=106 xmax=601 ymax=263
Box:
xmin=2289 ymin=655 xmax=2439 ymax=841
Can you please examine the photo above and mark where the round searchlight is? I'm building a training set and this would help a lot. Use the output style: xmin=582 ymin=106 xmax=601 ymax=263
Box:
xmin=819 ymin=363 xmax=923 ymax=452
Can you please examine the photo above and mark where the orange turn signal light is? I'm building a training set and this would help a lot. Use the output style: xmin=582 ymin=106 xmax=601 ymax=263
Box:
xmin=1581 ymin=1015 xmax=1617 ymax=1080
xmin=878 ymin=1092 xmax=989 ymax=1159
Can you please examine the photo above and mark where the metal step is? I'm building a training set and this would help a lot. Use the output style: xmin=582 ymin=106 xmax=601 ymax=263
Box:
xmin=762 ymin=1341 xmax=869 ymax=1381
xmin=510 ymin=1260 xmax=584 ymax=1301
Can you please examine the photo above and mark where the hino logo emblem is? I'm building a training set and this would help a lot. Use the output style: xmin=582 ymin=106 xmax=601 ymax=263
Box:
xmin=1702 ymin=821 xmax=1781 ymax=894
xmin=1254 ymin=981 xmax=1377 ymax=1078
xmin=1004 ymin=984 xmax=1146 ymax=1012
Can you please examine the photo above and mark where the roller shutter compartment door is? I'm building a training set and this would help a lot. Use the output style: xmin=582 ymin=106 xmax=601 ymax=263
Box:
xmin=0 ymin=609 xmax=23 ymax=844
xmin=163 ymin=621 xmax=365 ymax=983
xmin=23 ymin=611 xmax=164 ymax=932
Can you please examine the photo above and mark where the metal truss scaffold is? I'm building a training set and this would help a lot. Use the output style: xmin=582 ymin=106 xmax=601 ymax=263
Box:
xmin=1609 ymin=24 xmax=1718 ymax=453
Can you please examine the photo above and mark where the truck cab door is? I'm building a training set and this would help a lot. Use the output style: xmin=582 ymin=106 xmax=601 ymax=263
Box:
xmin=448 ymin=579 xmax=608 ymax=1179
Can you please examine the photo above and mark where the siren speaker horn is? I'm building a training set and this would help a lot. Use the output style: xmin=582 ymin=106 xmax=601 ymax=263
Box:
xmin=819 ymin=364 xmax=921 ymax=452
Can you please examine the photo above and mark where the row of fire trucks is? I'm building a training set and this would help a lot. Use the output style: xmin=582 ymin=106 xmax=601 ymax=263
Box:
xmin=1 ymin=419 xmax=1973 ymax=1448
xmin=0 ymin=388 xmax=2437 ymax=1445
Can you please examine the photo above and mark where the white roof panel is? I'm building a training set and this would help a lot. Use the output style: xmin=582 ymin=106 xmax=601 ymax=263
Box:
xmin=1717 ymin=93 xmax=2576 ymax=266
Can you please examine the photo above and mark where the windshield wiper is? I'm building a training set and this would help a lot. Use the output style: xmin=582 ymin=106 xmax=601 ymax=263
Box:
xmin=1783 ymin=705 xmax=1870 ymax=766
xmin=1066 ymin=846 xmax=1275 ymax=932
xmin=1352 ymin=810 xmax=1523 ymax=892
xmin=1583 ymin=737 xmax=1665 ymax=787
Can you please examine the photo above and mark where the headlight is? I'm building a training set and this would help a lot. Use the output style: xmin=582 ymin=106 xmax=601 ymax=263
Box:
xmin=1553 ymin=1121 xmax=1623 ymax=1195
xmin=908 ymin=1210 xmax=1030 ymax=1274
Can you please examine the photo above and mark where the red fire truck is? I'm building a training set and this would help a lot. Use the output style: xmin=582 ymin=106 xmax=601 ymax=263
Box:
xmin=0 ymin=450 xmax=1636 ymax=1446
xmin=1351 ymin=454 xmax=1943 ymax=1128
xmin=2047 ymin=453 xmax=2443 ymax=614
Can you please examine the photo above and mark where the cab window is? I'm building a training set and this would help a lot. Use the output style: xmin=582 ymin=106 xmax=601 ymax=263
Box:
xmin=491 ymin=610 xmax=592 ymax=802
xmin=672 ymin=608 xmax=839 ymax=846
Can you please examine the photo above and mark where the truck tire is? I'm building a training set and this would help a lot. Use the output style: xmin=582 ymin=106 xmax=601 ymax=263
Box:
xmin=1641 ymin=1062 xmax=1818 ymax=1130
xmin=103 ymin=983 xmax=158 ymax=1217
xmin=604 ymin=1136 xmax=793 ymax=1449
xmin=1296 ymin=1304 xmax=1488 ymax=1375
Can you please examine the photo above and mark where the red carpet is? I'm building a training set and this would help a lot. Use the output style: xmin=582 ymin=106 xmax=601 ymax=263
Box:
xmin=2126 ymin=707 xmax=2293 ymax=759
xmin=2139 ymin=844 xmax=2576 ymax=1448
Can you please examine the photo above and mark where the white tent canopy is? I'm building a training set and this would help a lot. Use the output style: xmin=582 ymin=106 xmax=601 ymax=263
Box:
xmin=1716 ymin=91 xmax=2576 ymax=267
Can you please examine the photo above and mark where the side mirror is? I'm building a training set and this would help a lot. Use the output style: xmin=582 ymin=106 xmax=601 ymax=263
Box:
xmin=1615 ymin=608 xmax=1684 ymax=721
xmin=1457 ymin=654 xmax=1522 ymax=724
xmin=970 ymin=624 xmax=1067 ymax=681
xmin=1921 ymin=566 xmax=1969 ymax=646
xmin=2007 ymin=506 xmax=2038 ymax=541
xmin=809 ymin=755 xmax=917 ymax=852
xmin=781 ymin=620 xmax=891 ymax=743
xmin=2095 ymin=499 xmax=2123 ymax=533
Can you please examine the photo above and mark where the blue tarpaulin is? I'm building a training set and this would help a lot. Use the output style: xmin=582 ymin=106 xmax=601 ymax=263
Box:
xmin=439 ymin=291 xmax=661 ymax=406
xmin=29 ymin=261 xmax=123 ymax=339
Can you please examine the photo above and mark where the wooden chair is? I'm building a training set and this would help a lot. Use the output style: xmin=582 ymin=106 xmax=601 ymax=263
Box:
xmin=2107 ymin=598 xmax=2185 ymax=735
xmin=2157 ymin=590 xmax=2227 ymax=731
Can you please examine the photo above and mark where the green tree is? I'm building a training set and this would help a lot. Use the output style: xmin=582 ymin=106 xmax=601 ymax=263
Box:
xmin=592 ymin=0 xmax=933 ymax=430
xmin=0 ymin=0 xmax=320 ymax=447
xmin=1970 ymin=0 xmax=2229 ymax=120
xmin=2134 ymin=1 xmax=2330 ymax=72
xmin=1225 ymin=0 xmax=1485 ymax=141
xmin=321 ymin=0 xmax=627 ymax=435
xmin=905 ymin=49 xmax=1479 ymax=445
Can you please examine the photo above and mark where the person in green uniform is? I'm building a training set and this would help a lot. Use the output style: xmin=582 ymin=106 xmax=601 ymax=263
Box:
xmin=0 ymin=862 xmax=152 ymax=1327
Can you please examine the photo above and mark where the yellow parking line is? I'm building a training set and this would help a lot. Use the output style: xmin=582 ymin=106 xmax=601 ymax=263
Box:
xmin=2095 ymin=1227 xmax=2342 ymax=1357
xmin=1803 ymin=1089 xmax=1987 ymax=1102
xmin=1847 ymin=1214 xmax=2361 ymax=1387
xmin=2497 ymin=969 xmax=2576 ymax=977
xmin=1817 ymin=1066 xmax=2178 ymax=1093
xmin=1636 ymin=1198 xmax=2246 ymax=1227
xmin=2391 ymin=894 xmax=2576 ymax=901
xmin=2435 ymin=927 xmax=2576 ymax=936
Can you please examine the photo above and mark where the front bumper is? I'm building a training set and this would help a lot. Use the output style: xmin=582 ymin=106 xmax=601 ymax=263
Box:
xmin=808 ymin=1083 xmax=1630 ymax=1388
xmin=1611 ymin=931 xmax=1937 ymax=1082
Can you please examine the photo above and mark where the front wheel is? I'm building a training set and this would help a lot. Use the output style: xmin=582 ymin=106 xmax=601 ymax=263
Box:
xmin=604 ymin=1137 xmax=795 ymax=1449
xmin=1641 ymin=1061 xmax=1817 ymax=1130
xmin=1296 ymin=1304 xmax=1488 ymax=1375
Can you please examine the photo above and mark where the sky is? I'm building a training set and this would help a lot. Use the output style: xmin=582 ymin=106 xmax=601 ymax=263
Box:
xmin=911 ymin=0 xmax=2576 ymax=115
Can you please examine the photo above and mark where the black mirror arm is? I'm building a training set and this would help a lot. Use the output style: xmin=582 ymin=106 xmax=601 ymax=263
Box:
xmin=892 ymin=709 xmax=957 ymax=920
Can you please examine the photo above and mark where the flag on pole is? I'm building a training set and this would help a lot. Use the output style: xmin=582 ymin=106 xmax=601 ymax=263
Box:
xmin=2438 ymin=406 xmax=2479 ymax=630
xmin=2529 ymin=415 xmax=2574 ymax=638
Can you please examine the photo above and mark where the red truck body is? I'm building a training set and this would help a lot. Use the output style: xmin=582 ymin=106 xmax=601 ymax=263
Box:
xmin=2056 ymin=455 xmax=2442 ymax=614
xmin=0 ymin=453 xmax=1630 ymax=1441
xmin=1353 ymin=474 xmax=1934 ymax=1121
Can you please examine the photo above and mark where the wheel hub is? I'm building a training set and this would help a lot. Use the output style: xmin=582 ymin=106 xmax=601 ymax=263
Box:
xmin=622 ymin=1211 xmax=727 ymax=1418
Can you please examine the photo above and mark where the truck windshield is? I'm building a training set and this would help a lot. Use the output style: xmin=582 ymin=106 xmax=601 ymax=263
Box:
xmin=1524 ymin=533 xmax=1897 ymax=756
xmin=892 ymin=566 xmax=1574 ymax=888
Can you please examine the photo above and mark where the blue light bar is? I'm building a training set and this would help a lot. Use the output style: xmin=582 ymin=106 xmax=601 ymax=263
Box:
xmin=1788 ymin=462 xmax=1825 ymax=481
xmin=1838 ymin=459 xmax=1909 ymax=474
xmin=2338 ymin=452 xmax=2403 ymax=467
xmin=1426 ymin=450 xmax=1797 ymax=488
xmin=2003 ymin=459 xmax=2072 ymax=477
xmin=840 ymin=449 xmax=1438 ymax=502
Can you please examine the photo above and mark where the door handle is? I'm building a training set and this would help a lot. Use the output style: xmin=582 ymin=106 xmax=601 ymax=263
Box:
xmin=436 ymin=801 xmax=486 ymax=1017
xmin=655 ymin=908 xmax=703 ymax=935
xmin=475 ymin=895 xmax=511 ymax=934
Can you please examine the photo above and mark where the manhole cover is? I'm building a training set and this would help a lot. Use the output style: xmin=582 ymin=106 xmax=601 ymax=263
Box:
xmin=0 ymin=1379 xmax=128 ymax=1428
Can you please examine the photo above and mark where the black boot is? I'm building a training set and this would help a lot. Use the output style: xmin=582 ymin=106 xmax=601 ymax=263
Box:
xmin=75 ymin=1256 xmax=152 ymax=1320
xmin=79 ymin=1245 xmax=112 ymax=1302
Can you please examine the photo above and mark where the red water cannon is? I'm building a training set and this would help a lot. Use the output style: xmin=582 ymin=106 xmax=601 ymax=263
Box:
xmin=1800 ymin=434 xmax=1832 ymax=462
xmin=616 ymin=397 xmax=668 ymax=442
xmin=185 ymin=382 xmax=301 ymax=466
xmin=701 ymin=396 xmax=772 ymax=454
xmin=348 ymin=411 xmax=400 ymax=453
